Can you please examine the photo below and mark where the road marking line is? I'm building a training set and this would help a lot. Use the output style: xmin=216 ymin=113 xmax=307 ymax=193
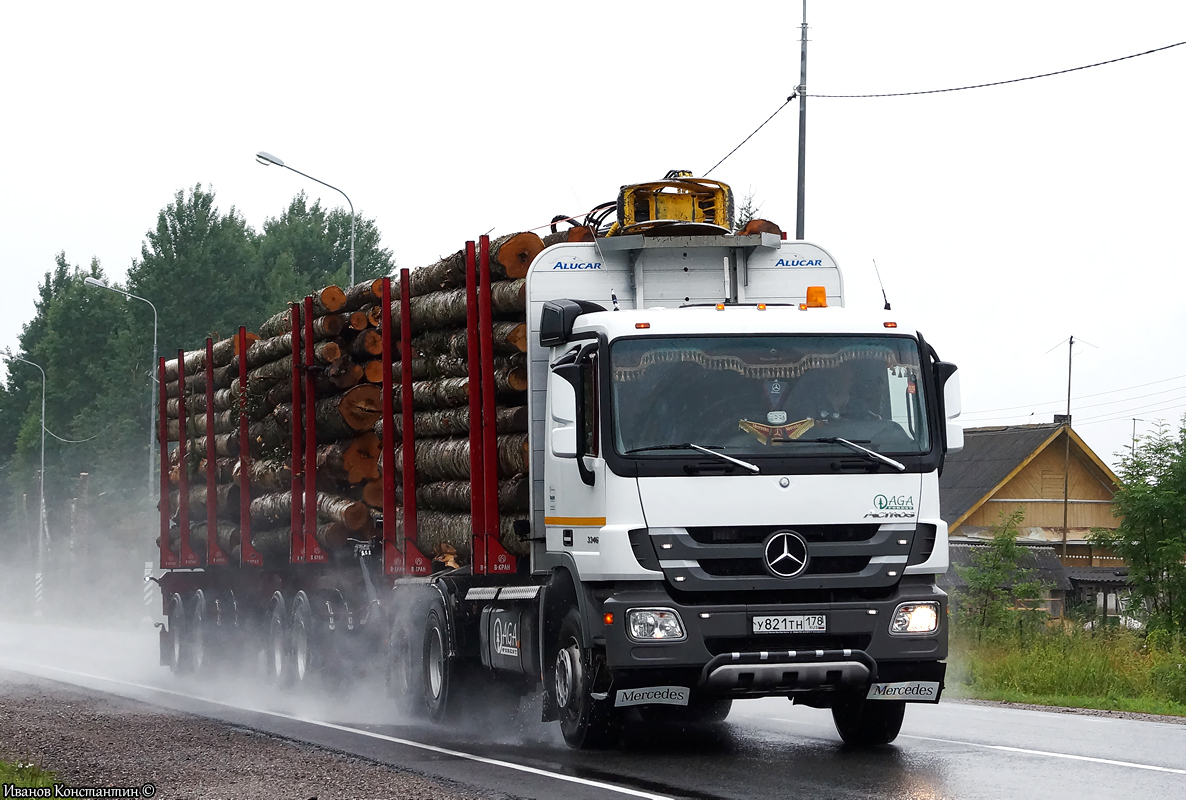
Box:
xmin=897 ymin=733 xmax=1186 ymax=775
xmin=733 ymin=710 xmax=1186 ymax=775
xmin=0 ymin=659 xmax=674 ymax=800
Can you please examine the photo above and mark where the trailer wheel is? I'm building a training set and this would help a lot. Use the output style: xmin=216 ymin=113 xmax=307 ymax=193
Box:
xmin=422 ymin=600 xmax=455 ymax=721
xmin=265 ymin=592 xmax=291 ymax=686
xmin=189 ymin=590 xmax=210 ymax=674
xmin=554 ymin=609 xmax=620 ymax=749
xmin=166 ymin=593 xmax=189 ymax=675
xmin=291 ymin=592 xmax=315 ymax=687
xmin=831 ymin=694 xmax=905 ymax=746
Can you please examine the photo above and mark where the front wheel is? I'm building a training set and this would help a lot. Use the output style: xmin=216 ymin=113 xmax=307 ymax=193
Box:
xmin=554 ymin=609 xmax=620 ymax=749
xmin=422 ymin=600 xmax=456 ymax=722
xmin=831 ymin=694 xmax=905 ymax=746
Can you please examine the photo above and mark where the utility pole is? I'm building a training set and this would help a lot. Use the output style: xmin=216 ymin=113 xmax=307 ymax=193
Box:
xmin=795 ymin=0 xmax=808 ymax=240
xmin=1061 ymin=336 xmax=1073 ymax=559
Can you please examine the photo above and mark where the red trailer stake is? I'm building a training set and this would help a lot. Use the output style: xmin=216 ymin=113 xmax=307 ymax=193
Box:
xmin=401 ymin=268 xmax=430 ymax=576
xmin=380 ymin=277 xmax=402 ymax=575
xmin=204 ymin=338 xmax=228 ymax=566
xmin=465 ymin=241 xmax=487 ymax=574
xmin=175 ymin=350 xmax=199 ymax=568
xmin=238 ymin=326 xmax=261 ymax=567
xmin=158 ymin=358 xmax=178 ymax=569
xmin=304 ymin=296 xmax=326 ymax=563
xmin=290 ymin=304 xmax=305 ymax=563
xmin=477 ymin=235 xmax=516 ymax=574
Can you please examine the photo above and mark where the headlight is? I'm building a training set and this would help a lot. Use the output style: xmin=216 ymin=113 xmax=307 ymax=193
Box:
xmin=890 ymin=602 xmax=940 ymax=634
xmin=626 ymin=608 xmax=686 ymax=642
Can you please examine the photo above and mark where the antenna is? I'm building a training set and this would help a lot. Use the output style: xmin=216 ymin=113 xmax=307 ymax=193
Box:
xmin=872 ymin=259 xmax=891 ymax=310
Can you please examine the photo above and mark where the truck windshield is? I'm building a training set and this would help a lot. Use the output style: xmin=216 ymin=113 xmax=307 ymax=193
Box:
xmin=610 ymin=335 xmax=930 ymax=458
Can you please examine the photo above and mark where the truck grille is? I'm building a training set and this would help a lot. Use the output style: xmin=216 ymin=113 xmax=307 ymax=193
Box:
xmin=646 ymin=524 xmax=916 ymax=593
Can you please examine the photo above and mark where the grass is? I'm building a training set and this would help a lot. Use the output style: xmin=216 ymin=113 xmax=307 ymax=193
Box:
xmin=0 ymin=759 xmax=56 ymax=788
xmin=947 ymin=625 xmax=1186 ymax=718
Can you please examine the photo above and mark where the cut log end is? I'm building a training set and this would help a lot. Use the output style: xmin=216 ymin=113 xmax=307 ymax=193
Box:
xmin=493 ymin=232 xmax=545 ymax=279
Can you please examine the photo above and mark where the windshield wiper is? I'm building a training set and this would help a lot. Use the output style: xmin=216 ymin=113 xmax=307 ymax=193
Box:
xmin=775 ymin=436 xmax=906 ymax=472
xmin=626 ymin=443 xmax=760 ymax=474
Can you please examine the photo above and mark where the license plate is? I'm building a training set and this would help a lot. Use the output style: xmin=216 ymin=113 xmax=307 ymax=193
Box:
xmin=752 ymin=614 xmax=826 ymax=634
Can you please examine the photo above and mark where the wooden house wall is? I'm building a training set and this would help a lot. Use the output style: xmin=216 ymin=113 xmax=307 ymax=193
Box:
xmin=962 ymin=439 xmax=1119 ymax=530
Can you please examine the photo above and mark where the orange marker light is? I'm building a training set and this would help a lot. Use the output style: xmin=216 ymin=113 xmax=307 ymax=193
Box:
xmin=806 ymin=286 xmax=827 ymax=308
xmin=757 ymin=303 xmax=767 ymax=311
xmin=716 ymin=303 xmax=725 ymax=310
xmin=799 ymin=303 xmax=808 ymax=310
xmin=635 ymin=322 xmax=650 ymax=329
xmin=603 ymin=612 xmax=615 ymax=626
xmin=884 ymin=321 xmax=898 ymax=328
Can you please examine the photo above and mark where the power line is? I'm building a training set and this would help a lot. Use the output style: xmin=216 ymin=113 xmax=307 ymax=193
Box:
xmin=42 ymin=426 xmax=101 ymax=444
xmin=960 ymin=373 xmax=1186 ymax=417
xmin=809 ymin=40 xmax=1186 ymax=98
xmin=702 ymin=40 xmax=1185 ymax=176
xmin=962 ymin=382 xmax=1186 ymax=420
xmin=704 ymin=95 xmax=796 ymax=177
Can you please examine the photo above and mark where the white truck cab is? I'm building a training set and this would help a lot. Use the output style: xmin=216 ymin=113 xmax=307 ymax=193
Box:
xmin=524 ymin=233 xmax=962 ymax=747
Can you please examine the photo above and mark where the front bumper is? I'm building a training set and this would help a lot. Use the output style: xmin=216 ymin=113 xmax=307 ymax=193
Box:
xmin=598 ymin=578 xmax=946 ymax=697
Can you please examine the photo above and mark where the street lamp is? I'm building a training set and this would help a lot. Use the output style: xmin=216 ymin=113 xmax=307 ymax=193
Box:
xmin=1131 ymin=417 xmax=1153 ymax=454
xmin=83 ymin=276 xmax=158 ymax=502
xmin=255 ymin=150 xmax=356 ymax=286
xmin=4 ymin=353 xmax=45 ymax=615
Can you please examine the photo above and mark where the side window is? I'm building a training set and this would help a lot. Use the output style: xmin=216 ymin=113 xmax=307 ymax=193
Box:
xmin=581 ymin=354 xmax=599 ymax=456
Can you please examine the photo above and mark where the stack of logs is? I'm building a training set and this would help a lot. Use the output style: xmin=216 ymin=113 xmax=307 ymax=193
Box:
xmin=160 ymin=230 xmax=546 ymax=567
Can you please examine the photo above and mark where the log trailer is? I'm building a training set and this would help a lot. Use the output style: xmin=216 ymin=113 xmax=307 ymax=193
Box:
xmin=154 ymin=176 xmax=964 ymax=748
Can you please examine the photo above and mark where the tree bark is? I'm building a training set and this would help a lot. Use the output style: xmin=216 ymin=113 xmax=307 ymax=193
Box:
xmin=243 ymin=522 xmax=352 ymax=559
xmin=232 ymin=457 xmax=291 ymax=493
xmin=162 ymin=409 xmax=237 ymax=442
xmin=250 ymin=491 xmax=371 ymax=531
xmin=191 ymin=433 xmax=240 ymax=458
xmin=257 ymin=287 xmax=348 ymax=338
xmin=245 ymin=317 xmax=345 ymax=368
xmin=382 ymin=433 xmax=528 ymax=481
xmin=387 ymin=280 xmax=525 ymax=334
xmin=374 ymin=405 xmax=527 ymax=439
xmin=346 ymin=329 xmax=382 ymax=358
xmin=261 ymin=357 xmax=362 ymax=408
xmin=171 ymin=483 xmax=241 ymax=519
xmin=398 ymin=509 xmax=529 ymax=560
xmin=163 ymin=336 xmax=258 ymax=382
xmin=342 ymin=278 xmax=383 ymax=312
xmin=248 ymin=341 xmax=342 ymax=384
xmin=165 ymin=358 xmax=240 ymax=398
xmin=412 ymin=323 xmax=527 ymax=358
xmin=396 ymin=475 xmax=528 ymax=513
xmin=165 ymin=387 xmax=240 ymax=419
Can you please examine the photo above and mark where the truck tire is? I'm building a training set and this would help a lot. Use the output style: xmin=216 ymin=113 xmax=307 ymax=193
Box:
xmin=422 ymin=599 xmax=457 ymax=722
xmin=265 ymin=592 xmax=291 ymax=686
xmin=554 ymin=609 xmax=620 ymax=749
xmin=388 ymin=613 xmax=422 ymax=716
xmin=831 ymin=694 xmax=905 ymax=746
xmin=290 ymin=592 xmax=314 ymax=687
xmin=166 ymin=593 xmax=188 ymax=675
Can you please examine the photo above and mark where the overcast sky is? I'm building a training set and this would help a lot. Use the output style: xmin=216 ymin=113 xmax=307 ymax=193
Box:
xmin=1 ymin=1 xmax=1183 ymax=468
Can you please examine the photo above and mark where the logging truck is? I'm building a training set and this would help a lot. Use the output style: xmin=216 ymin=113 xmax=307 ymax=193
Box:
xmin=153 ymin=175 xmax=964 ymax=748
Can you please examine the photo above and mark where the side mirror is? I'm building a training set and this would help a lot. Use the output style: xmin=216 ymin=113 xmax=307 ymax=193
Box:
xmin=539 ymin=299 xmax=606 ymax=347
xmin=934 ymin=362 xmax=963 ymax=454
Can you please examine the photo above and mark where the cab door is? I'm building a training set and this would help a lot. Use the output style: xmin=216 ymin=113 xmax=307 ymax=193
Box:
xmin=544 ymin=344 xmax=606 ymax=565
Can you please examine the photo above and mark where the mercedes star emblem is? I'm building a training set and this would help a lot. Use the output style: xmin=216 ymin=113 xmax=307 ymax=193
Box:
xmin=763 ymin=530 xmax=809 ymax=579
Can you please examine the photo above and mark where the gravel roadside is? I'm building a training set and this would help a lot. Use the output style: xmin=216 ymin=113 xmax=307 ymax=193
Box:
xmin=0 ymin=673 xmax=501 ymax=800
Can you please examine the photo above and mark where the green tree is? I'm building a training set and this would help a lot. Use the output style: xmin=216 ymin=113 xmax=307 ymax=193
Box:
xmin=733 ymin=190 xmax=762 ymax=231
xmin=955 ymin=509 xmax=1049 ymax=640
xmin=257 ymin=192 xmax=394 ymax=299
xmin=1091 ymin=420 xmax=1186 ymax=633
xmin=126 ymin=184 xmax=263 ymax=354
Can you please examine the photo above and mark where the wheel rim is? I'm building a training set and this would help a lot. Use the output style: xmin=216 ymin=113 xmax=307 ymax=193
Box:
xmin=171 ymin=613 xmax=182 ymax=668
xmin=554 ymin=643 xmax=580 ymax=710
xmin=391 ymin=637 xmax=410 ymax=697
xmin=427 ymin=626 xmax=444 ymax=698
xmin=192 ymin=604 xmax=205 ymax=672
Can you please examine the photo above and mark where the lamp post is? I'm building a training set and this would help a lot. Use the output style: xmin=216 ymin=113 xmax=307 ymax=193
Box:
xmin=5 ymin=353 xmax=45 ymax=615
xmin=1131 ymin=417 xmax=1152 ymax=455
xmin=83 ymin=276 xmax=158 ymax=502
xmin=255 ymin=151 xmax=356 ymax=286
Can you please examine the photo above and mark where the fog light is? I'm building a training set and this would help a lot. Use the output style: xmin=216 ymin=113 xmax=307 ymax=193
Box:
xmin=626 ymin=608 xmax=686 ymax=642
xmin=890 ymin=602 xmax=939 ymax=634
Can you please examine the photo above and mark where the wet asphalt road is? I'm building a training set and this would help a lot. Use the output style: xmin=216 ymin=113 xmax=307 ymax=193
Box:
xmin=2 ymin=620 xmax=1184 ymax=799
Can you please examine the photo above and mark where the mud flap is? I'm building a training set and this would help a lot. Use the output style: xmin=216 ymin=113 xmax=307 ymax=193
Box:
xmin=158 ymin=624 xmax=172 ymax=667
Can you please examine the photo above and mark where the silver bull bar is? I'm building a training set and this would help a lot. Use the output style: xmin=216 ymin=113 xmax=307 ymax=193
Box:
xmin=700 ymin=648 xmax=877 ymax=694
